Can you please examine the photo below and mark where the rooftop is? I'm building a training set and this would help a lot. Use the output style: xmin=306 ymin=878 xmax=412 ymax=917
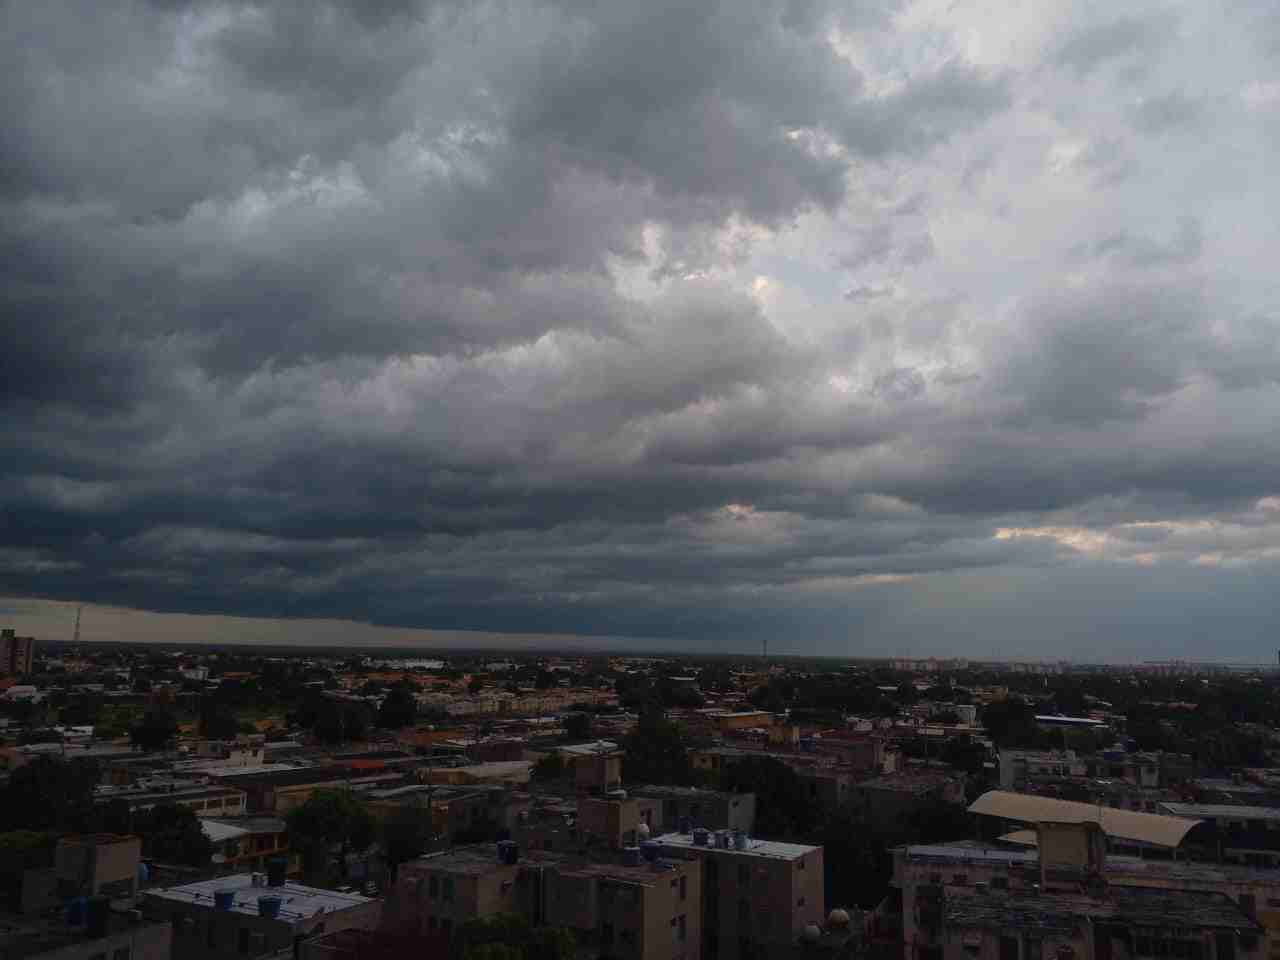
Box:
xmin=969 ymin=791 xmax=1203 ymax=848
xmin=946 ymin=886 xmax=1257 ymax=932
xmin=201 ymin=820 xmax=249 ymax=843
xmin=144 ymin=874 xmax=374 ymax=922
xmin=1159 ymin=802 xmax=1280 ymax=821
xmin=211 ymin=765 xmax=403 ymax=788
xmin=857 ymin=771 xmax=960 ymax=794
xmin=408 ymin=845 xmax=693 ymax=885
xmin=653 ymin=832 xmax=818 ymax=861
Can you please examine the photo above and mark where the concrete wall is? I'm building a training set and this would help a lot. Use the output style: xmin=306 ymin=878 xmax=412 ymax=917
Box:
xmin=156 ymin=897 xmax=381 ymax=960
xmin=39 ymin=922 xmax=172 ymax=960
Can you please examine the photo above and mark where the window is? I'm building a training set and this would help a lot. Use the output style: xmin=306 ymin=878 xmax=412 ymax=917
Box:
xmin=738 ymin=900 xmax=750 ymax=925
xmin=798 ymin=857 xmax=805 ymax=870
xmin=601 ymin=922 xmax=614 ymax=947
xmin=759 ymin=914 xmax=771 ymax=937
xmin=441 ymin=918 xmax=453 ymax=938
xmin=798 ymin=897 xmax=805 ymax=907
xmin=1000 ymin=936 xmax=1019 ymax=960
xmin=428 ymin=917 xmax=438 ymax=931
xmin=953 ymin=874 xmax=968 ymax=886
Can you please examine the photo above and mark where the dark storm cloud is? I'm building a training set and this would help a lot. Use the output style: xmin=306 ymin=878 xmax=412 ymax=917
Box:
xmin=2 ymin=0 xmax=1279 ymax=656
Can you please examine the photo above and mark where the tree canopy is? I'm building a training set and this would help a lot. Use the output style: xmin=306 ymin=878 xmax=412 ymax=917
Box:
xmin=377 ymin=685 xmax=418 ymax=729
xmin=287 ymin=789 xmax=376 ymax=881
xmin=130 ymin=707 xmax=178 ymax=751
xmin=621 ymin=707 xmax=694 ymax=786
xmin=138 ymin=803 xmax=214 ymax=867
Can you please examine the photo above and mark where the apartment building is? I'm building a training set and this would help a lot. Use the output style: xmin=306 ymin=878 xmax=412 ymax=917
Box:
xmin=200 ymin=818 xmax=295 ymax=875
xmin=890 ymin=816 xmax=1280 ymax=960
xmin=655 ymin=831 xmax=825 ymax=960
xmin=142 ymin=873 xmax=380 ymax=960
xmin=386 ymin=843 xmax=702 ymax=960
xmin=0 ymin=628 xmax=35 ymax=676
xmin=936 ymin=886 xmax=1260 ymax=960
xmin=1158 ymin=804 xmax=1280 ymax=868
xmin=210 ymin=767 xmax=402 ymax=814
xmin=94 ymin=783 xmax=248 ymax=818
xmin=20 ymin=834 xmax=145 ymax=912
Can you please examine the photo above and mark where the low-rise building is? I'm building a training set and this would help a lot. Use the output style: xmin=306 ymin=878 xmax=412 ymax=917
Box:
xmin=200 ymin=818 xmax=294 ymax=875
xmin=141 ymin=874 xmax=380 ymax=960
xmin=655 ymin=831 xmax=825 ymax=960
xmin=386 ymin=844 xmax=702 ymax=960
xmin=0 ymin=909 xmax=170 ymax=960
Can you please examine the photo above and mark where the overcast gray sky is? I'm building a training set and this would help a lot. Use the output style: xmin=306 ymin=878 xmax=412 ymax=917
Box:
xmin=3 ymin=0 xmax=1280 ymax=660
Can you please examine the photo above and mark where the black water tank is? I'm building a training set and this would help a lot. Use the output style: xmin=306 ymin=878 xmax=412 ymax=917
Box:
xmin=86 ymin=896 xmax=110 ymax=939
xmin=266 ymin=856 xmax=288 ymax=887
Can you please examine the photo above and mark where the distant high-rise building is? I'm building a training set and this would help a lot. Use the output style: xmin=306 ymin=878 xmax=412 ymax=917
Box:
xmin=1 ymin=628 xmax=35 ymax=676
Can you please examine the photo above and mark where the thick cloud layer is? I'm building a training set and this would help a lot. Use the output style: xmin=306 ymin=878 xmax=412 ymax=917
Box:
xmin=3 ymin=0 xmax=1279 ymax=658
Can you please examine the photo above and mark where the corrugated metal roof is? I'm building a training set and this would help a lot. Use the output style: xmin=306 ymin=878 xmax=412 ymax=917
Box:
xmin=968 ymin=790 xmax=1202 ymax=848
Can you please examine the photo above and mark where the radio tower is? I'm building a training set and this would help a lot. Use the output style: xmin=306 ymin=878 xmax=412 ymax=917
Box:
xmin=72 ymin=604 xmax=82 ymax=645
xmin=762 ymin=637 xmax=768 ymax=662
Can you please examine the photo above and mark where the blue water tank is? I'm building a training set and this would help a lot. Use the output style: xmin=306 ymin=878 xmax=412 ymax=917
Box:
xmin=137 ymin=862 xmax=151 ymax=885
xmin=640 ymin=840 xmax=659 ymax=862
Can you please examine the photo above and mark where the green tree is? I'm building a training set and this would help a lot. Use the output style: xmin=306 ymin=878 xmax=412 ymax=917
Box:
xmin=452 ymin=914 xmax=576 ymax=960
xmin=0 ymin=832 xmax=57 ymax=910
xmin=719 ymin=756 xmax=816 ymax=838
xmin=312 ymin=700 xmax=370 ymax=744
xmin=621 ymin=707 xmax=693 ymax=786
xmin=980 ymin=697 xmax=1040 ymax=748
xmin=130 ymin=707 xmax=178 ymax=751
xmin=0 ymin=757 xmax=99 ymax=832
xmin=381 ymin=799 xmax=435 ymax=880
xmin=199 ymin=699 xmax=240 ymax=740
xmin=287 ymin=789 xmax=376 ymax=881
xmin=468 ymin=677 xmax=485 ymax=695
xmin=138 ymin=803 xmax=214 ymax=867
xmin=563 ymin=712 xmax=592 ymax=740
xmin=377 ymin=686 xmax=418 ymax=729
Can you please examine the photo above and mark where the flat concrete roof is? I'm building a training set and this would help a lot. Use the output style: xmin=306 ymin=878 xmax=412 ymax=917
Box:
xmin=1159 ymin=803 xmax=1280 ymax=821
xmin=653 ymin=832 xmax=818 ymax=861
xmin=145 ymin=874 xmax=374 ymax=923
